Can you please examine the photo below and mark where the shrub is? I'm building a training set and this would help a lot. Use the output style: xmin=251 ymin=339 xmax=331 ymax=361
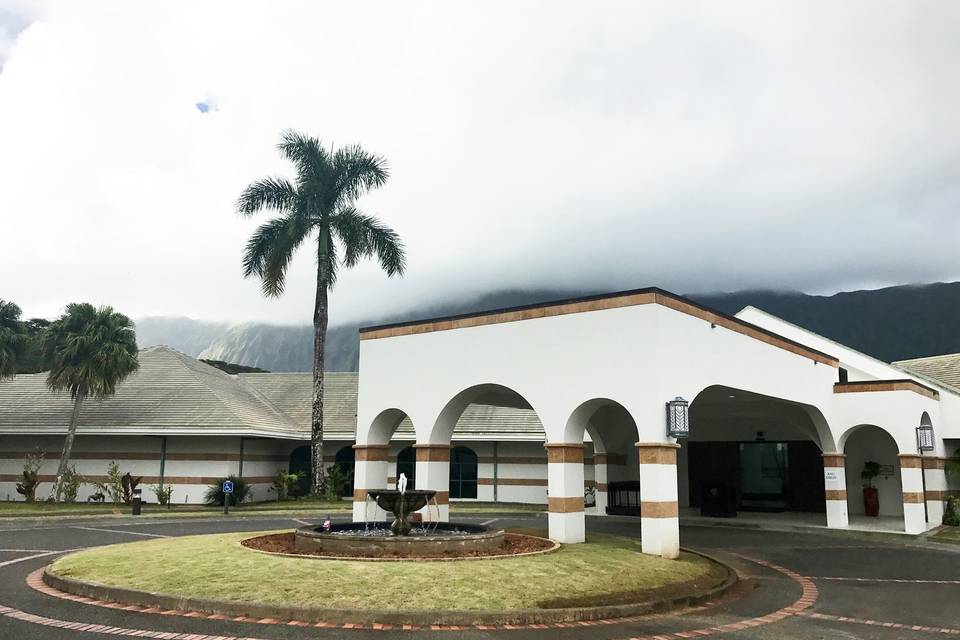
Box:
xmin=59 ymin=465 xmax=84 ymax=503
xmin=321 ymin=464 xmax=353 ymax=500
xmin=204 ymin=475 xmax=251 ymax=506
xmin=150 ymin=484 xmax=174 ymax=506
xmin=269 ymin=469 xmax=301 ymax=501
xmin=15 ymin=449 xmax=44 ymax=502
xmin=944 ymin=497 xmax=960 ymax=527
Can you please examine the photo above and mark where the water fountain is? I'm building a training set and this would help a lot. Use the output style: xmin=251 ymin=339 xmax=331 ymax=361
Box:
xmin=294 ymin=474 xmax=505 ymax=557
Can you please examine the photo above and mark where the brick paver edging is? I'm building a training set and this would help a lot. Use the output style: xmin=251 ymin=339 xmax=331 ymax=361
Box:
xmin=238 ymin=532 xmax=562 ymax=562
xmin=38 ymin=548 xmax=737 ymax=628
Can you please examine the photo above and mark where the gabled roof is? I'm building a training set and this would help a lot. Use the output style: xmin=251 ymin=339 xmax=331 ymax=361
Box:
xmin=0 ymin=346 xmax=303 ymax=438
xmin=360 ymin=287 xmax=838 ymax=366
xmin=893 ymin=353 xmax=960 ymax=394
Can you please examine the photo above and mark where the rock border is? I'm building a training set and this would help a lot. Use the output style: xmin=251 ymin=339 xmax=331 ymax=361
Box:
xmin=239 ymin=531 xmax=561 ymax=562
xmin=42 ymin=547 xmax=736 ymax=627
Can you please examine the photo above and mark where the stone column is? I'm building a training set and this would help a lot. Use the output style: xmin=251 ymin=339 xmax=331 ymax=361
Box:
xmin=352 ymin=444 xmax=389 ymax=523
xmin=546 ymin=443 xmax=585 ymax=543
xmin=638 ymin=442 xmax=680 ymax=559
xmin=899 ymin=454 xmax=927 ymax=534
xmin=415 ymin=444 xmax=450 ymax=522
xmin=822 ymin=452 xmax=849 ymax=528
xmin=923 ymin=456 xmax=947 ymax=526
xmin=593 ymin=453 xmax=608 ymax=516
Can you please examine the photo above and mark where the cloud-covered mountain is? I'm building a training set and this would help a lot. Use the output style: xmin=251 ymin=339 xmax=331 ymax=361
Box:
xmin=136 ymin=282 xmax=960 ymax=372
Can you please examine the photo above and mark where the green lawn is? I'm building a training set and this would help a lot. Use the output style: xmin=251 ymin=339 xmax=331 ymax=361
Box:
xmin=49 ymin=530 xmax=722 ymax=611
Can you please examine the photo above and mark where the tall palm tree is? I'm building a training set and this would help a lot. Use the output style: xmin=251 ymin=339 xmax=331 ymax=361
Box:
xmin=238 ymin=130 xmax=406 ymax=495
xmin=45 ymin=303 xmax=139 ymax=500
xmin=0 ymin=300 xmax=26 ymax=380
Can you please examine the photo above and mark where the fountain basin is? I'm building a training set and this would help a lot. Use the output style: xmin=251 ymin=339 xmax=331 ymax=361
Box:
xmin=294 ymin=522 xmax=506 ymax=558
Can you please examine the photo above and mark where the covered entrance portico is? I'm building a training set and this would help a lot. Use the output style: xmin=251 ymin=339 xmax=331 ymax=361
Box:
xmin=352 ymin=288 xmax=952 ymax=558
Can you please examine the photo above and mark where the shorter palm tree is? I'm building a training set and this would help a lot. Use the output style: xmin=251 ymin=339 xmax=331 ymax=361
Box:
xmin=45 ymin=303 xmax=139 ymax=501
xmin=0 ymin=300 xmax=27 ymax=380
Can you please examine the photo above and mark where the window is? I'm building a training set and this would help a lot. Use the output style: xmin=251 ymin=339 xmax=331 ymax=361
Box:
xmin=449 ymin=446 xmax=478 ymax=499
xmin=396 ymin=446 xmax=416 ymax=489
xmin=333 ymin=446 xmax=355 ymax=497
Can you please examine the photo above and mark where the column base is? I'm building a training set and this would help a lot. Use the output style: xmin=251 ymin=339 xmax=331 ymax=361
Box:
xmin=825 ymin=499 xmax=849 ymax=528
xmin=548 ymin=511 xmax=585 ymax=543
xmin=904 ymin=502 xmax=927 ymax=534
xmin=417 ymin=503 xmax=449 ymax=523
xmin=352 ymin=499 xmax=388 ymax=523
xmin=641 ymin=517 xmax=679 ymax=559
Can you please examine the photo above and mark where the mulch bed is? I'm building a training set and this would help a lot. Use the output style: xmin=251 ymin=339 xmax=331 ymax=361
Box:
xmin=241 ymin=532 xmax=555 ymax=560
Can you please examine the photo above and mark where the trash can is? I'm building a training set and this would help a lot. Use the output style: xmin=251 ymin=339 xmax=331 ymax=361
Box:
xmin=700 ymin=481 xmax=737 ymax=517
xmin=131 ymin=488 xmax=142 ymax=516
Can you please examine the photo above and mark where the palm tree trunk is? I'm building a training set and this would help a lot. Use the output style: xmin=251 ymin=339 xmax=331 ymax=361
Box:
xmin=310 ymin=231 xmax=330 ymax=495
xmin=53 ymin=394 xmax=83 ymax=501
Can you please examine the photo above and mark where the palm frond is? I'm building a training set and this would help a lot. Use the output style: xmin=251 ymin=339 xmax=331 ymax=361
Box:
xmin=236 ymin=176 xmax=299 ymax=217
xmin=277 ymin=130 xmax=333 ymax=192
xmin=331 ymin=208 xmax=406 ymax=276
xmin=242 ymin=216 xmax=311 ymax=297
xmin=332 ymin=144 xmax=389 ymax=205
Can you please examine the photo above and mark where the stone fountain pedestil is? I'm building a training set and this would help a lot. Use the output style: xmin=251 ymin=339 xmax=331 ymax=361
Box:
xmin=293 ymin=488 xmax=505 ymax=557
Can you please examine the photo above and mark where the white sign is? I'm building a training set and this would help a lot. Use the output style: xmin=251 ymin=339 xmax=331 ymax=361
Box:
xmin=824 ymin=470 xmax=839 ymax=482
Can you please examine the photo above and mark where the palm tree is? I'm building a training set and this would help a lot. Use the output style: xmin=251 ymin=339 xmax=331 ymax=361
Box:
xmin=0 ymin=300 xmax=26 ymax=380
xmin=238 ymin=130 xmax=406 ymax=495
xmin=45 ymin=303 xmax=139 ymax=500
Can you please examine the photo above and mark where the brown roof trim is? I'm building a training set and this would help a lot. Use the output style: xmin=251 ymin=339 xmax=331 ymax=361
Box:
xmin=359 ymin=287 xmax=839 ymax=367
xmin=834 ymin=379 xmax=940 ymax=400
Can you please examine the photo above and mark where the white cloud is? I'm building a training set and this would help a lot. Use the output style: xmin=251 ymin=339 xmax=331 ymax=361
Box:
xmin=0 ymin=1 xmax=958 ymax=324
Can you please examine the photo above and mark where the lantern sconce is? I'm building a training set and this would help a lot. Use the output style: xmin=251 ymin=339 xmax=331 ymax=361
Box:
xmin=666 ymin=397 xmax=690 ymax=439
xmin=916 ymin=421 xmax=935 ymax=453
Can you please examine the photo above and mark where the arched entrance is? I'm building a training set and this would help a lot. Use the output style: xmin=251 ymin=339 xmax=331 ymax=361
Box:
xmin=682 ymin=385 xmax=829 ymax=523
xmin=841 ymin=424 xmax=903 ymax=528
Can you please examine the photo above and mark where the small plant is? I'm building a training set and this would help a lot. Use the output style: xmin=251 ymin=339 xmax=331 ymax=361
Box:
xmin=150 ymin=484 xmax=173 ymax=506
xmin=15 ymin=449 xmax=44 ymax=502
xmin=204 ymin=475 xmax=251 ymax=506
xmin=861 ymin=461 xmax=881 ymax=487
xmin=944 ymin=497 xmax=960 ymax=527
xmin=269 ymin=469 xmax=301 ymax=501
xmin=121 ymin=472 xmax=143 ymax=504
xmin=59 ymin=465 xmax=84 ymax=503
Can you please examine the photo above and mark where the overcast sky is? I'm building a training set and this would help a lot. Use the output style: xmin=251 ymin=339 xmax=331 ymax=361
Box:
xmin=1 ymin=2 xmax=958 ymax=326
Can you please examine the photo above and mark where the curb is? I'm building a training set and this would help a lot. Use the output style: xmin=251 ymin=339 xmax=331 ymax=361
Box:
xmin=42 ymin=547 xmax=737 ymax=627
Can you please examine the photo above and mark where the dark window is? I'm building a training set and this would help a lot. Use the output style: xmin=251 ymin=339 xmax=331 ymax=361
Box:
xmin=333 ymin=446 xmax=355 ymax=497
xmin=396 ymin=446 xmax=416 ymax=489
xmin=839 ymin=368 xmax=849 ymax=383
xmin=288 ymin=445 xmax=311 ymax=497
xmin=449 ymin=446 xmax=478 ymax=499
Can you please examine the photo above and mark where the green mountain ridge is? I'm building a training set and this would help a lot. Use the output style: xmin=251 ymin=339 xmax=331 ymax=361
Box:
xmin=134 ymin=281 xmax=960 ymax=372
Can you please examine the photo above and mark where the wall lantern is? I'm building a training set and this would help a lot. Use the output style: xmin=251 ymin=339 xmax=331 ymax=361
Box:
xmin=916 ymin=421 xmax=935 ymax=453
xmin=666 ymin=397 xmax=690 ymax=439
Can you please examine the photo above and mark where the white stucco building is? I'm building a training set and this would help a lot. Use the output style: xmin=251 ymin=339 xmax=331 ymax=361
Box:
xmin=351 ymin=288 xmax=960 ymax=557
xmin=1 ymin=288 xmax=958 ymax=559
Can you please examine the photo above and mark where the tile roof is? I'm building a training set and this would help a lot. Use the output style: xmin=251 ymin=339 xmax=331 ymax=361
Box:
xmin=0 ymin=346 xmax=302 ymax=438
xmin=893 ymin=353 xmax=960 ymax=394
xmin=0 ymin=347 xmax=547 ymax=441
